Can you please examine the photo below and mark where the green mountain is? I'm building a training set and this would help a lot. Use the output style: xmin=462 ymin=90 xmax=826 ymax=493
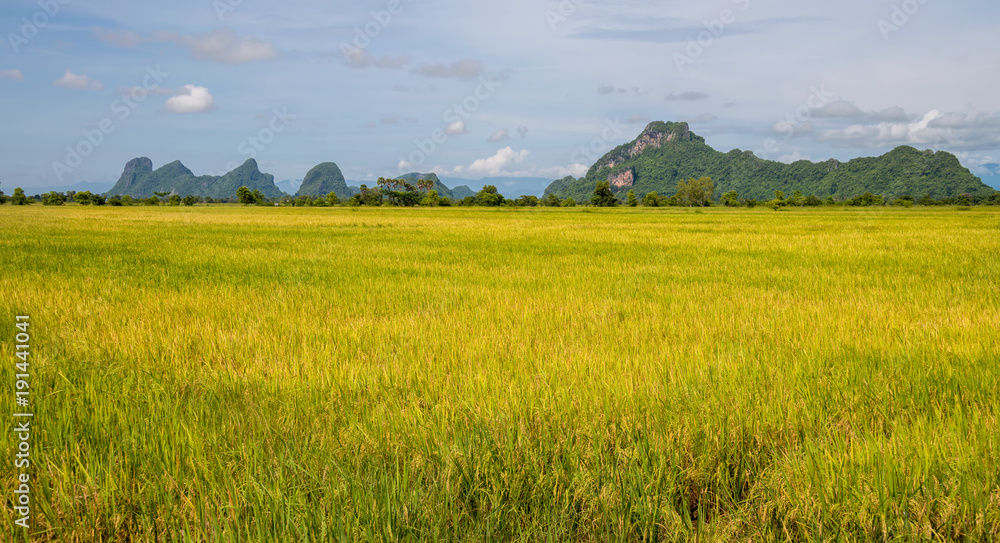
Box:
xmin=450 ymin=185 xmax=476 ymax=200
xmin=107 ymin=158 xmax=284 ymax=199
xmin=544 ymin=121 xmax=994 ymax=202
xmin=296 ymin=162 xmax=350 ymax=198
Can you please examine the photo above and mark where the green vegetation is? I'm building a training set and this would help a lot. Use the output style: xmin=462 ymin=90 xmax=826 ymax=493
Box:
xmin=2 ymin=205 xmax=998 ymax=541
xmin=295 ymin=162 xmax=351 ymax=199
xmin=107 ymin=157 xmax=284 ymax=200
xmin=545 ymin=121 xmax=995 ymax=202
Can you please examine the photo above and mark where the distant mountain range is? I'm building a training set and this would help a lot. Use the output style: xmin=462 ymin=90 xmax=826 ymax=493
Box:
xmin=544 ymin=121 xmax=994 ymax=201
xmin=108 ymin=157 xmax=284 ymax=199
xmin=16 ymin=126 xmax=995 ymax=202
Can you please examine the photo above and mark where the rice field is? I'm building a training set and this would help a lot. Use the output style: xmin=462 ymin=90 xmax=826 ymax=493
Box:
xmin=1 ymin=204 xmax=999 ymax=542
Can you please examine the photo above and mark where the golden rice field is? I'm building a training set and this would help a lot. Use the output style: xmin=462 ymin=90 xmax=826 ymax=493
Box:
xmin=1 ymin=204 xmax=999 ymax=542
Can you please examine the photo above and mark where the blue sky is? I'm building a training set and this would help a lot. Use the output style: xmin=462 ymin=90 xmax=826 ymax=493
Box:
xmin=2 ymin=0 xmax=1000 ymax=191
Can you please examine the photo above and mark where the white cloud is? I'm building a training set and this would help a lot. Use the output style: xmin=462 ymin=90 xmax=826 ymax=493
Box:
xmin=466 ymin=147 xmax=529 ymax=176
xmin=445 ymin=119 xmax=468 ymax=136
xmin=172 ymin=28 xmax=277 ymax=63
xmin=342 ymin=47 xmax=409 ymax=69
xmin=53 ymin=69 xmax=103 ymax=90
xmin=487 ymin=129 xmax=509 ymax=142
xmin=164 ymin=85 xmax=215 ymax=114
xmin=819 ymin=109 xmax=1000 ymax=150
xmin=777 ymin=151 xmax=812 ymax=164
xmin=539 ymin=163 xmax=589 ymax=178
xmin=412 ymin=59 xmax=483 ymax=79
xmin=0 ymin=69 xmax=24 ymax=82
xmin=97 ymin=27 xmax=277 ymax=64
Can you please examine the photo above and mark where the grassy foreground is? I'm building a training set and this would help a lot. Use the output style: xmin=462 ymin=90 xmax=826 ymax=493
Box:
xmin=1 ymin=205 xmax=999 ymax=542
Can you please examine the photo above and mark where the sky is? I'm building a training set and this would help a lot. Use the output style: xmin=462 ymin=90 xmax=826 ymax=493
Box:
xmin=2 ymin=0 xmax=1000 ymax=192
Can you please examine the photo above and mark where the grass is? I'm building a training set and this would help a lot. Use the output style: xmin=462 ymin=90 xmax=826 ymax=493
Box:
xmin=1 ymin=204 xmax=998 ymax=542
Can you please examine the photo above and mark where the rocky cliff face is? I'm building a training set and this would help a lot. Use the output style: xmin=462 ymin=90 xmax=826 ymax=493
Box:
xmin=597 ymin=122 xmax=693 ymax=171
xmin=608 ymin=168 xmax=635 ymax=189
xmin=112 ymin=157 xmax=153 ymax=194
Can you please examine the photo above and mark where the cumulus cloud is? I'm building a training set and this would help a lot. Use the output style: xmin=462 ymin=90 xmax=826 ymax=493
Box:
xmin=487 ymin=129 xmax=509 ymax=142
xmin=445 ymin=119 xmax=468 ymax=135
xmin=412 ymin=59 xmax=483 ymax=79
xmin=53 ymin=69 xmax=103 ymax=90
xmin=342 ymin=47 xmax=409 ymax=69
xmin=666 ymin=91 xmax=709 ymax=101
xmin=0 ymin=69 xmax=24 ymax=81
xmin=466 ymin=147 xmax=529 ymax=176
xmin=97 ymin=27 xmax=277 ymax=64
xmin=819 ymin=109 xmax=1000 ymax=150
xmin=164 ymin=85 xmax=215 ymax=113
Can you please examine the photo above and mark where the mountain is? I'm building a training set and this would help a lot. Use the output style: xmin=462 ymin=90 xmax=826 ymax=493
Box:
xmin=450 ymin=185 xmax=476 ymax=200
xmin=296 ymin=163 xmax=350 ymax=198
xmin=275 ymin=178 xmax=302 ymax=195
xmin=439 ymin=176 xmax=553 ymax=198
xmin=543 ymin=121 xmax=995 ymax=201
xmin=107 ymin=158 xmax=285 ymax=199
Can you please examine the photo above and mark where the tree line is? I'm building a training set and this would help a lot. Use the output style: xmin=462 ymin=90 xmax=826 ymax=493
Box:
xmin=4 ymin=177 xmax=999 ymax=208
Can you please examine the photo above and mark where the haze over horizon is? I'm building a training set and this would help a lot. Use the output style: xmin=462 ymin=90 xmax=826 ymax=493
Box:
xmin=2 ymin=0 xmax=1000 ymax=191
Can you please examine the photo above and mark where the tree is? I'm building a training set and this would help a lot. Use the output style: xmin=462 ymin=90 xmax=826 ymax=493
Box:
xmin=642 ymin=192 xmax=661 ymax=207
xmin=122 ymin=195 xmax=134 ymax=206
xmin=420 ymin=190 xmax=440 ymax=206
xmin=168 ymin=194 xmax=181 ymax=206
xmin=720 ymin=190 xmax=739 ymax=207
xmin=326 ymin=192 xmax=340 ymax=206
xmin=417 ymin=178 xmax=434 ymax=192
xmin=516 ymin=195 xmax=539 ymax=207
xmin=182 ymin=195 xmax=198 ymax=206
xmin=626 ymin=189 xmax=638 ymax=207
xmin=562 ymin=197 xmax=576 ymax=207
xmin=74 ymin=191 xmax=94 ymax=205
xmin=11 ymin=188 xmax=30 ymax=205
xmin=475 ymin=185 xmax=505 ymax=206
xmin=43 ymin=191 xmax=65 ymax=205
xmin=804 ymin=194 xmax=823 ymax=206
xmin=675 ymin=177 xmax=713 ymax=207
xmin=237 ymin=186 xmax=257 ymax=205
xmin=109 ymin=195 xmax=123 ymax=206
xmin=542 ymin=193 xmax=561 ymax=207
xmin=591 ymin=181 xmax=618 ymax=207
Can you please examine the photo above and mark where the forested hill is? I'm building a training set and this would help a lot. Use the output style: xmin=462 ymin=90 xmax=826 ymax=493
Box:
xmin=107 ymin=157 xmax=284 ymax=199
xmin=544 ymin=121 xmax=994 ymax=202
